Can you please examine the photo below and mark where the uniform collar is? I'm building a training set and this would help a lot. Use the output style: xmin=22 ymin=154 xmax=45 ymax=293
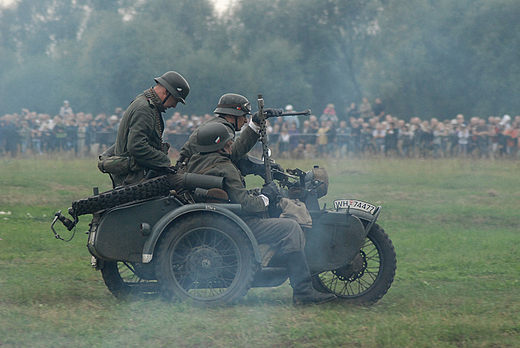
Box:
xmin=143 ymin=88 xmax=166 ymax=113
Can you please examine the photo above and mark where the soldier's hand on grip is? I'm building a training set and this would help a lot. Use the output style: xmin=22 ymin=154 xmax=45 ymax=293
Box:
xmin=261 ymin=181 xmax=280 ymax=205
xmin=252 ymin=108 xmax=283 ymax=124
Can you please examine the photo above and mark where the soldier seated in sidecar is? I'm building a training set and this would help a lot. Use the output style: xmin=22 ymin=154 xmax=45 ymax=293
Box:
xmin=186 ymin=122 xmax=336 ymax=305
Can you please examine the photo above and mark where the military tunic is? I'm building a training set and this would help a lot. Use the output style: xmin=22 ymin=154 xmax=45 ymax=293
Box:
xmin=188 ymin=152 xmax=266 ymax=214
xmin=114 ymin=89 xmax=170 ymax=186
xmin=178 ymin=116 xmax=259 ymax=164
xmin=187 ymin=151 xmax=305 ymax=255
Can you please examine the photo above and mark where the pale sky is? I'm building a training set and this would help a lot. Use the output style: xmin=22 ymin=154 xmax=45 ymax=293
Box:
xmin=0 ymin=0 xmax=15 ymax=7
xmin=213 ymin=0 xmax=232 ymax=10
xmin=0 ymin=0 xmax=232 ymax=10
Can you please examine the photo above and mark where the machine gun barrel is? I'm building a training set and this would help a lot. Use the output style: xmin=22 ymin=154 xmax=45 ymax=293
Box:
xmin=279 ymin=109 xmax=311 ymax=117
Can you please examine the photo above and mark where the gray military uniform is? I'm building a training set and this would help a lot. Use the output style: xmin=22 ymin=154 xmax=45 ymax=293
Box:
xmin=187 ymin=151 xmax=305 ymax=255
xmin=114 ymin=88 xmax=170 ymax=186
xmin=178 ymin=116 xmax=259 ymax=165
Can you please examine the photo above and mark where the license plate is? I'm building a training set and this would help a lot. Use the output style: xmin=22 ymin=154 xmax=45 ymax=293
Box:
xmin=333 ymin=199 xmax=377 ymax=214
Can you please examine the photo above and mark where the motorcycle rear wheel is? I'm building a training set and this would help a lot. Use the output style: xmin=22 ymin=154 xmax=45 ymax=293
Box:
xmin=101 ymin=261 xmax=159 ymax=299
xmin=312 ymin=223 xmax=396 ymax=305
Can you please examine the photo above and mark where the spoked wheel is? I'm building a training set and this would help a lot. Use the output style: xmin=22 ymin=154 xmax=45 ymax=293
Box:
xmin=155 ymin=214 xmax=257 ymax=305
xmin=312 ymin=223 xmax=396 ymax=305
xmin=101 ymin=261 xmax=159 ymax=299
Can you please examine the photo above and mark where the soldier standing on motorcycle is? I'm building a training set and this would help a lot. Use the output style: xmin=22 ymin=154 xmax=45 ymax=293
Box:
xmin=113 ymin=71 xmax=190 ymax=186
xmin=187 ymin=122 xmax=336 ymax=305
xmin=176 ymin=93 xmax=281 ymax=166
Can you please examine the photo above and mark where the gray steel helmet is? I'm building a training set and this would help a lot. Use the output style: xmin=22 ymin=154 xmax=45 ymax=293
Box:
xmin=213 ymin=93 xmax=251 ymax=117
xmin=154 ymin=71 xmax=190 ymax=104
xmin=195 ymin=123 xmax=234 ymax=153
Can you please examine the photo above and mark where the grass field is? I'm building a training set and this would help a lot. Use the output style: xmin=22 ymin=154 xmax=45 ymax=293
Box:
xmin=0 ymin=156 xmax=519 ymax=347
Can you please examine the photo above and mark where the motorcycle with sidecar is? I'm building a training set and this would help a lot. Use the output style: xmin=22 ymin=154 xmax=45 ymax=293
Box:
xmin=52 ymin=153 xmax=396 ymax=305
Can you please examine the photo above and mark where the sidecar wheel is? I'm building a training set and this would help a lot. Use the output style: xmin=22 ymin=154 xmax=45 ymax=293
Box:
xmin=312 ymin=223 xmax=396 ymax=305
xmin=155 ymin=213 xmax=257 ymax=305
xmin=101 ymin=261 xmax=159 ymax=299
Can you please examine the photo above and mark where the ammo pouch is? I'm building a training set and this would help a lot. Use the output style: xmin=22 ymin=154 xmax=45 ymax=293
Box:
xmin=97 ymin=144 xmax=142 ymax=175
xmin=98 ymin=155 xmax=142 ymax=175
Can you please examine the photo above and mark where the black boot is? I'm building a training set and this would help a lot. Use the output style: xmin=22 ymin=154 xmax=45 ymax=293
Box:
xmin=286 ymin=251 xmax=336 ymax=305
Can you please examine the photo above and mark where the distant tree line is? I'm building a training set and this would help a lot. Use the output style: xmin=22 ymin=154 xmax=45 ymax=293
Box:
xmin=1 ymin=0 xmax=520 ymax=121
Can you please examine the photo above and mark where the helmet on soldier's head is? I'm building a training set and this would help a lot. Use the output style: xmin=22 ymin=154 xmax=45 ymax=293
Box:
xmin=195 ymin=123 xmax=234 ymax=153
xmin=213 ymin=93 xmax=251 ymax=117
xmin=154 ymin=71 xmax=190 ymax=104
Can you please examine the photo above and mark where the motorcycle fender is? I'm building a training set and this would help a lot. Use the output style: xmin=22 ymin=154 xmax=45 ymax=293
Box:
xmin=305 ymin=210 xmax=369 ymax=275
xmin=141 ymin=203 xmax=262 ymax=264
xmin=87 ymin=196 xmax=181 ymax=263
xmin=348 ymin=206 xmax=381 ymax=233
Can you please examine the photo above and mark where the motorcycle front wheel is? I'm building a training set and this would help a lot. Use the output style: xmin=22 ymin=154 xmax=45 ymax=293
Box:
xmin=312 ymin=223 xmax=396 ymax=305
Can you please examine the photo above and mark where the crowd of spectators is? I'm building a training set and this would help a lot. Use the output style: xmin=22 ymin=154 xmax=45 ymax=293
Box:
xmin=1 ymin=99 xmax=519 ymax=160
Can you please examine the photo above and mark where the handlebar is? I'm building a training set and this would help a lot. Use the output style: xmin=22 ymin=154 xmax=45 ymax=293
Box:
xmin=51 ymin=210 xmax=78 ymax=241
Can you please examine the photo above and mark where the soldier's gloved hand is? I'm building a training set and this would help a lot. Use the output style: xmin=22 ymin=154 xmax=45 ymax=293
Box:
xmin=271 ymin=162 xmax=284 ymax=174
xmin=252 ymin=108 xmax=283 ymax=124
xmin=162 ymin=142 xmax=171 ymax=154
xmin=270 ymin=162 xmax=286 ymax=181
xmin=258 ymin=194 xmax=270 ymax=206
xmin=261 ymin=181 xmax=280 ymax=205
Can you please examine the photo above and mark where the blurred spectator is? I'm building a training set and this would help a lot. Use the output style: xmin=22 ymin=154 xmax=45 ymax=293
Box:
xmin=384 ymin=122 xmax=398 ymax=156
xmin=372 ymin=123 xmax=386 ymax=155
xmin=308 ymin=115 xmax=319 ymax=134
xmin=398 ymin=124 xmax=413 ymax=157
xmin=3 ymin=115 xmax=19 ymax=156
xmin=65 ymin=118 xmax=78 ymax=153
xmin=59 ymin=100 xmax=73 ymax=118
xmin=336 ymin=120 xmax=350 ymax=158
xmin=283 ymin=104 xmax=300 ymax=128
xmin=373 ymin=98 xmax=385 ymax=120
xmin=325 ymin=120 xmax=336 ymax=156
xmin=279 ymin=124 xmax=290 ymax=157
xmin=359 ymin=98 xmax=373 ymax=121
xmin=457 ymin=123 xmax=470 ymax=157
xmin=419 ymin=120 xmax=433 ymax=158
xmin=17 ymin=120 xmax=32 ymax=154
xmin=105 ymin=115 xmax=120 ymax=145
xmin=504 ymin=121 xmax=518 ymax=156
xmin=432 ymin=122 xmax=445 ymax=158
xmin=349 ymin=117 xmax=362 ymax=156
xmin=320 ymin=104 xmax=338 ymax=126
xmin=77 ymin=120 xmax=87 ymax=157
xmin=316 ymin=121 xmax=330 ymax=157
xmin=473 ymin=118 xmax=491 ymax=157
xmin=53 ymin=116 xmax=67 ymax=151
xmin=346 ymin=102 xmax=358 ymax=120
xmin=288 ymin=121 xmax=300 ymax=150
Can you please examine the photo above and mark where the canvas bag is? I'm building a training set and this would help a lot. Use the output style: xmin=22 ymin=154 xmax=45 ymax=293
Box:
xmin=97 ymin=155 xmax=141 ymax=175
xmin=278 ymin=198 xmax=312 ymax=228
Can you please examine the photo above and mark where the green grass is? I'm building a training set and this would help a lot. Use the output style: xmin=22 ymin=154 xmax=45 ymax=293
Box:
xmin=1 ymin=156 xmax=519 ymax=347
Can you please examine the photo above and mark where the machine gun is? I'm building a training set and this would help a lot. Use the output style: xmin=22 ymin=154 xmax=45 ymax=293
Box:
xmin=256 ymin=94 xmax=311 ymax=184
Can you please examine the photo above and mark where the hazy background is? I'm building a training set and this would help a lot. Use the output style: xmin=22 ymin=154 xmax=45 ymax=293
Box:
xmin=1 ymin=0 xmax=519 ymax=121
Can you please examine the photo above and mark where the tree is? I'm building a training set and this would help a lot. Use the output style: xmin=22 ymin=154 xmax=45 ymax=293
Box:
xmin=229 ymin=0 xmax=384 ymax=115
